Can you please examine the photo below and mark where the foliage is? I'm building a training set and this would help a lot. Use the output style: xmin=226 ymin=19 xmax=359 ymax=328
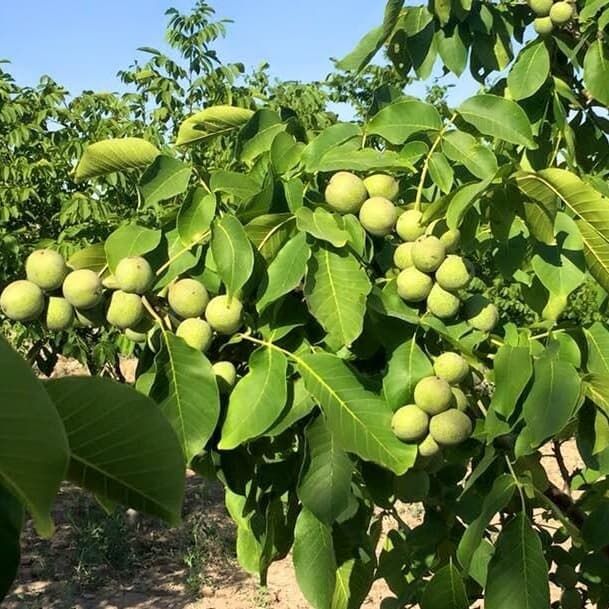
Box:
xmin=3 ymin=0 xmax=609 ymax=607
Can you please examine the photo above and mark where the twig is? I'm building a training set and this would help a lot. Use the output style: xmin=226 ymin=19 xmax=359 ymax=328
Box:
xmin=552 ymin=440 xmax=571 ymax=491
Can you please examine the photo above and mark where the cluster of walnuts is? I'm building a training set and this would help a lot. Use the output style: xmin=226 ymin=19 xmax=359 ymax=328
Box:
xmin=391 ymin=352 xmax=473 ymax=458
xmin=0 ymin=250 xmax=238 ymax=393
xmin=529 ymin=0 xmax=575 ymax=34
xmin=323 ymin=171 xmax=498 ymax=331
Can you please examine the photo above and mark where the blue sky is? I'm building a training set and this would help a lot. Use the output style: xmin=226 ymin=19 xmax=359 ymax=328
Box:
xmin=0 ymin=1 xmax=477 ymax=104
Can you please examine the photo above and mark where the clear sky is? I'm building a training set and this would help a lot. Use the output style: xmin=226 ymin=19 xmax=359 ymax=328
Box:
xmin=0 ymin=1 xmax=477 ymax=103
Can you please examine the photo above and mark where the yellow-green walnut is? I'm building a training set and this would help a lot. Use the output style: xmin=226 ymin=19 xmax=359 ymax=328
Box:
xmin=25 ymin=249 xmax=67 ymax=291
xmin=62 ymin=269 xmax=103 ymax=310
xmin=168 ymin=278 xmax=209 ymax=318
xmin=205 ymin=295 xmax=243 ymax=335
xmin=0 ymin=280 xmax=45 ymax=321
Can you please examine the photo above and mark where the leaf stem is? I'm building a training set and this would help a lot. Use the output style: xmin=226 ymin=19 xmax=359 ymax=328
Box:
xmin=414 ymin=112 xmax=457 ymax=211
xmin=504 ymin=455 xmax=527 ymax=512
xmin=155 ymin=229 xmax=210 ymax=277
xmin=142 ymin=296 xmax=171 ymax=330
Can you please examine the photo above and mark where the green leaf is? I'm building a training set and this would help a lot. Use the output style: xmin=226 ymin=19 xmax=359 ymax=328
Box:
xmin=104 ymin=224 xmax=162 ymax=273
xmin=238 ymin=109 xmax=286 ymax=164
xmin=218 ymin=347 xmax=288 ymax=450
xmin=154 ymin=227 xmax=201 ymax=290
xmin=67 ymin=243 xmax=106 ymax=272
xmin=383 ymin=335 xmax=433 ymax=410
xmin=211 ymin=214 xmax=255 ymax=299
xmin=245 ymin=213 xmax=296 ymax=260
xmin=296 ymin=207 xmax=350 ymax=248
xmin=490 ymin=346 xmax=533 ymax=418
xmin=297 ymin=353 xmax=417 ymax=474
xmin=74 ymin=137 xmax=160 ymax=181
xmin=585 ymin=374 xmax=609 ymax=418
xmin=457 ymin=475 xmax=515 ymax=572
xmin=0 ymin=337 xmax=68 ymax=537
xmin=432 ymin=0 xmax=451 ymax=24
xmin=521 ymin=355 xmax=581 ymax=450
xmin=442 ymin=130 xmax=498 ymax=179
xmin=331 ymin=555 xmax=375 ymax=609
xmin=298 ymin=417 xmax=353 ymax=525
xmin=210 ymin=170 xmax=261 ymax=201
xmin=336 ymin=0 xmax=405 ymax=72
xmin=0 ymin=485 xmax=22 ymax=601
xmin=437 ymin=27 xmax=467 ymax=76
xmin=428 ymin=151 xmax=454 ymax=193
xmin=257 ymin=232 xmax=311 ymax=312
xmin=457 ymin=95 xmax=536 ymax=148
xmin=445 ymin=178 xmax=494 ymax=229
xmin=532 ymin=243 xmax=585 ymax=298
xmin=140 ymin=155 xmax=192 ymax=207
xmin=584 ymin=322 xmax=609 ymax=375
xmin=315 ymin=146 xmax=414 ymax=172
xmin=421 ymin=563 xmax=469 ymax=609
xmin=176 ymin=105 xmax=254 ymax=146
xmin=293 ymin=508 xmax=337 ymax=609
xmin=266 ymin=378 xmax=316 ymax=436
xmin=45 ymin=377 xmax=185 ymax=525
xmin=584 ymin=40 xmax=609 ymax=107
xmin=516 ymin=169 xmax=609 ymax=294
xmin=150 ymin=332 xmax=220 ymax=463
xmin=177 ymin=188 xmax=216 ymax=247
xmin=485 ymin=514 xmax=550 ymax=609
xmin=305 ymin=243 xmax=372 ymax=348
xmin=507 ymin=41 xmax=550 ymax=101
xmin=302 ymin=123 xmax=362 ymax=173
xmin=225 ymin=489 xmax=263 ymax=574
xmin=367 ymin=99 xmax=443 ymax=145
xmin=582 ymin=502 xmax=609 ymax=549
xmin=271 ymin=132 xmax=304 ymax=175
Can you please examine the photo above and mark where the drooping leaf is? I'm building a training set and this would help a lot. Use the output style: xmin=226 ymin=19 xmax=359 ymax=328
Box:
xmin=218 ymin=347 xmax=288 ymax=450
xmin=296 ymin=207 xmax=350 ymax=248
xmin=293 ymin=508 xmax=337 ymax=609
xmin=584 ymin=322 xmax=609 ymax=375
xmin=210 ymin=170 xmax=261 ymax=201
xmin=367 ymin=99 xmax=443 ymax=145
xmin=0 ymin=336 xmax=68 ymax=537
xmin=315 ymin=146 xmax=414 ymax=172
xmin=457 ymin=95 xmax=536 ymax=148
xmin=485 ymin=513 xmax=550 ymax=609
xmin=104 ymin=224 xmax=162 ymax=273
xmin=140 ymin=155 xmax=192 ymax=207
xmin=421 ymin=563 xmax=469 ymax=609
xmin=331 ymin=554 xmax=375 ymax=609
xmin=245 ymin=213 xmax=296 ymax=260
xmin=67 ymin=243 xmax=107 ymax=272
xmin=150 ymin=332 xmax=220 ymax=463
xmin=266 ymin=378 xmax=316 ymax=436
xmin=437 ymin=27 xmax=468 ymax=76
xmin=490 ymin=346 xmax=533 ymax=418
xmin=0 ymin=485 xmax=22 ymax=601
xmin=428 ymin=151 xmax=454 ymax=193
xmin=75 ymin=137 xmax=160 ymax=181
xmin=297 ymin=352 xmax=417 ymax=474
xmin=584 ymin=40 xmax=609 ymax=107
xmin=176 ymin=105 xmax=254 ymax=146
xmin=211 ymin=214 xmax=255 ymax=298
xmin=507 ymin=40 xmax=550 ymax=101
xmin=442 ymin=130 xmax=498 ymax=179
xmin=154 ymin=227 xmax=201 ymax=290
xmin=298 ymin=416 xmax=353 ymax=525
xmin=238 ymin=109 xmax=286 ymax=164
xmin=177 ymin=188 xmax=216 ymax=247
xmin=45 ymin=377 xmax=185 ymax=525
xmin=257 ymin=232 xmax=311 ymax=312
xmin=302 ymin=123 xmax=362 ymax=173
xmin=271 ymin=131 xmax=304 ymax=175
xmin=516 ymin=169 xmax=609 ymax=294
xmin=457 ymin=475 xmax=516 ymax=572
xmin=304 ymin=243 xmax=372 ymax=348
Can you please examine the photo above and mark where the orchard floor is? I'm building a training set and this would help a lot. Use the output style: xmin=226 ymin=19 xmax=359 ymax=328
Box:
xmin=5 ymin=357 xmax=581 ymax=609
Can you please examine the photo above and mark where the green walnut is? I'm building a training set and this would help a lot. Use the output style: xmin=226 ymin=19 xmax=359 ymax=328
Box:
xmin=550 ymin=1 xmax=574 ymax=23
xmin=324 ymin=171 xmax=368 ymax=214
xmin=396 ymin=209 xmax=426 ymax=241
xmin=451 ymin=387 xmax=469 ymax=412
xmin=528 ymin=0 xmax=553 ymax=15
xmin=555 ymin=564 xmax=578 ymax=589
xmin=359 ymin=196 xmax=398 ymax=236
xmin=434 ymin=352 xmax=469 ymax=384
xmin=106 ymin=290 xmax=144 ymax=330
xmin=363 ymin=174 xmax=399 ymax=201
xmin=534 ymin=16 xmax=554 ymax=34
xmin=429 ymin=409 xmax=473 ymax=446
xmin=464 ymin=295 xmax=499 ymax=332
xmin=62 ymin=269 xmax=103 ymax=310
xmin=396 ymin=267 xmax=433 ymax=302
xmin=0 ymin=280 xmax=45 ymax=322
xmin=427 ymin=283 xmax=460 ymax=319
xmin=115 ymin=256 xmax=154 ymax=294
xmin=412 ymin=236 xmax=446 ymax=273
xmin=391 ymin=405 xmax=429 ymax=443
xmin=205 ymin=294 xmax=243 ymax=335
xmin=414 ymin=376 xmax=454 ymax=415
xmin=560 ymin=588 xmax=582 ymax=609
xmin=435 ymin=255 xmax=472 ymax=291
xmin=168 ymin=278 xmax=209 ymax=318
xmin=25 ymin=249 xmax=67 ymax=291
xmin=440 ymin=229 xmax=461 ymax=253
xmin=45 ymin=297 xmax=74 ymax=331
xmin=393 ymin=242 xmax=414 ymax=270
xmin=213 ymin=361 xmax=237 ymax=394
xmin=176 ymin=318 xmax=213 ymax=352
xmin=418 ymin=434 xmax=441 ymax=458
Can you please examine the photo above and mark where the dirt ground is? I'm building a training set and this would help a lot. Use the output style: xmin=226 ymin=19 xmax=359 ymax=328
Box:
xmin=4 ymin=357 xmax=583 ymax=609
